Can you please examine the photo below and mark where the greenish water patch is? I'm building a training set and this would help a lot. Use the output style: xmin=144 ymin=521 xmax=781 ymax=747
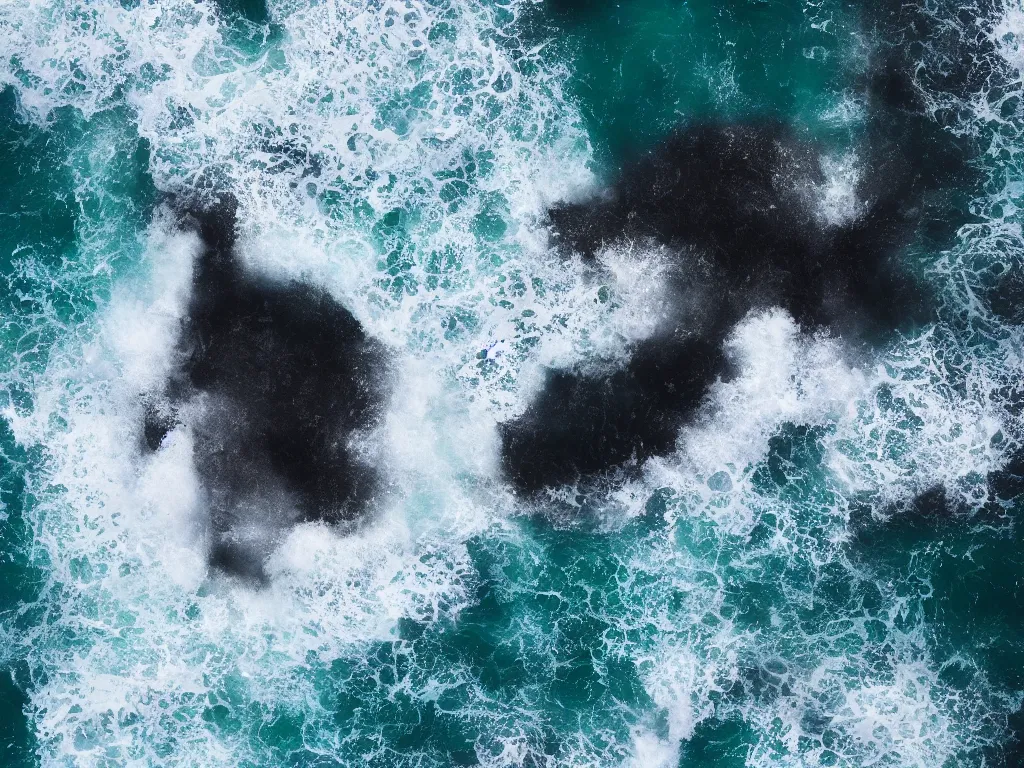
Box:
xmin=682 ymin=717 xmax=755 ymax=767
xmin=0 ymin=401 xmax=42 ymax=766
xmin=216 ymin=0 xmax=269 ymax=25
xmin=0 ymin=86 xmax=157 ymax=381
xmin=0 ymin=82 xmax=158 ymax=768
xmin=854 ymin=489 xmax=1024 ymax=717
xmin=0 ymin=663 xmax=35 ymax=768
xmin=523 ymin=0 xmax=853 ymax=164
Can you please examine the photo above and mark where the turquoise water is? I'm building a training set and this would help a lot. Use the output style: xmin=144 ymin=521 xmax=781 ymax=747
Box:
xmin=1 ymin=0 xmax=1024 ymax=766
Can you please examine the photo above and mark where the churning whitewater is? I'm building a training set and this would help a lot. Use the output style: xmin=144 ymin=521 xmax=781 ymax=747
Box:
xmin=2 ymin=0 xmax=1024 ymax=766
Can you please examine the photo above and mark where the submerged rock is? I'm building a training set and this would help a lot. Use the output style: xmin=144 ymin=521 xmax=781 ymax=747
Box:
xmin=144 ymin=196 xmax=392 ymax=583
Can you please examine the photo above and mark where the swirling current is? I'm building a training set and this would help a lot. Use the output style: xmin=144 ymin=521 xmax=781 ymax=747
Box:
xmin=2 ymin=0 xmax=1024 ymax=766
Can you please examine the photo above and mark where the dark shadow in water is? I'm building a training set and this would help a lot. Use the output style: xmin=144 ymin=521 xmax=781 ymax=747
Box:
xmin=500 ymin=61 xmax=981 ymax=495
xmin=500 ymin=329 xmax=731 ymax=495
xmin=144 ymin=195 xmax=391 ymax=583
xmin=214 ymin=0 xmax=269 ymax=25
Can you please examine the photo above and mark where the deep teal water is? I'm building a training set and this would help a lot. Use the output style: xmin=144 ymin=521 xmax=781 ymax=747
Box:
xmin=1 ymin=0 xmax=1023 ymax=766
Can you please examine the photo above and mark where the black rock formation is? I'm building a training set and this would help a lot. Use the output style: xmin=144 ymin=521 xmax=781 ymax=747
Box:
xmin=144 ymin=196 xmax=391 ymax=582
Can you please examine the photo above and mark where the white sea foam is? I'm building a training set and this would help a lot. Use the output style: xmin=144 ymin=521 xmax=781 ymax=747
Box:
xmin=626 ymin=729 xmax=679 ymax=768
xmin=0 ymin=0 xmax=591 ymax=756
xmin=813 ymin=152 xmax=864 ymax=227
xmin=0 ymin=0 xmax=594 ymax=408
xmin=619 ymin=306 xmax=1011 ymax=540
xmin=4 ymin=0 xmax=1024 ymax=765
xmin=991 ymin=1 xmax=1024 ymax=77
xmin=12 ymin=223 xmax=487 ymax=764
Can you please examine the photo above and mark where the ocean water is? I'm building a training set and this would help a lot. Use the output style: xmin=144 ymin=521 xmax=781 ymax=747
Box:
xmin=1 ymin=0 xmax=1024 ymax=766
